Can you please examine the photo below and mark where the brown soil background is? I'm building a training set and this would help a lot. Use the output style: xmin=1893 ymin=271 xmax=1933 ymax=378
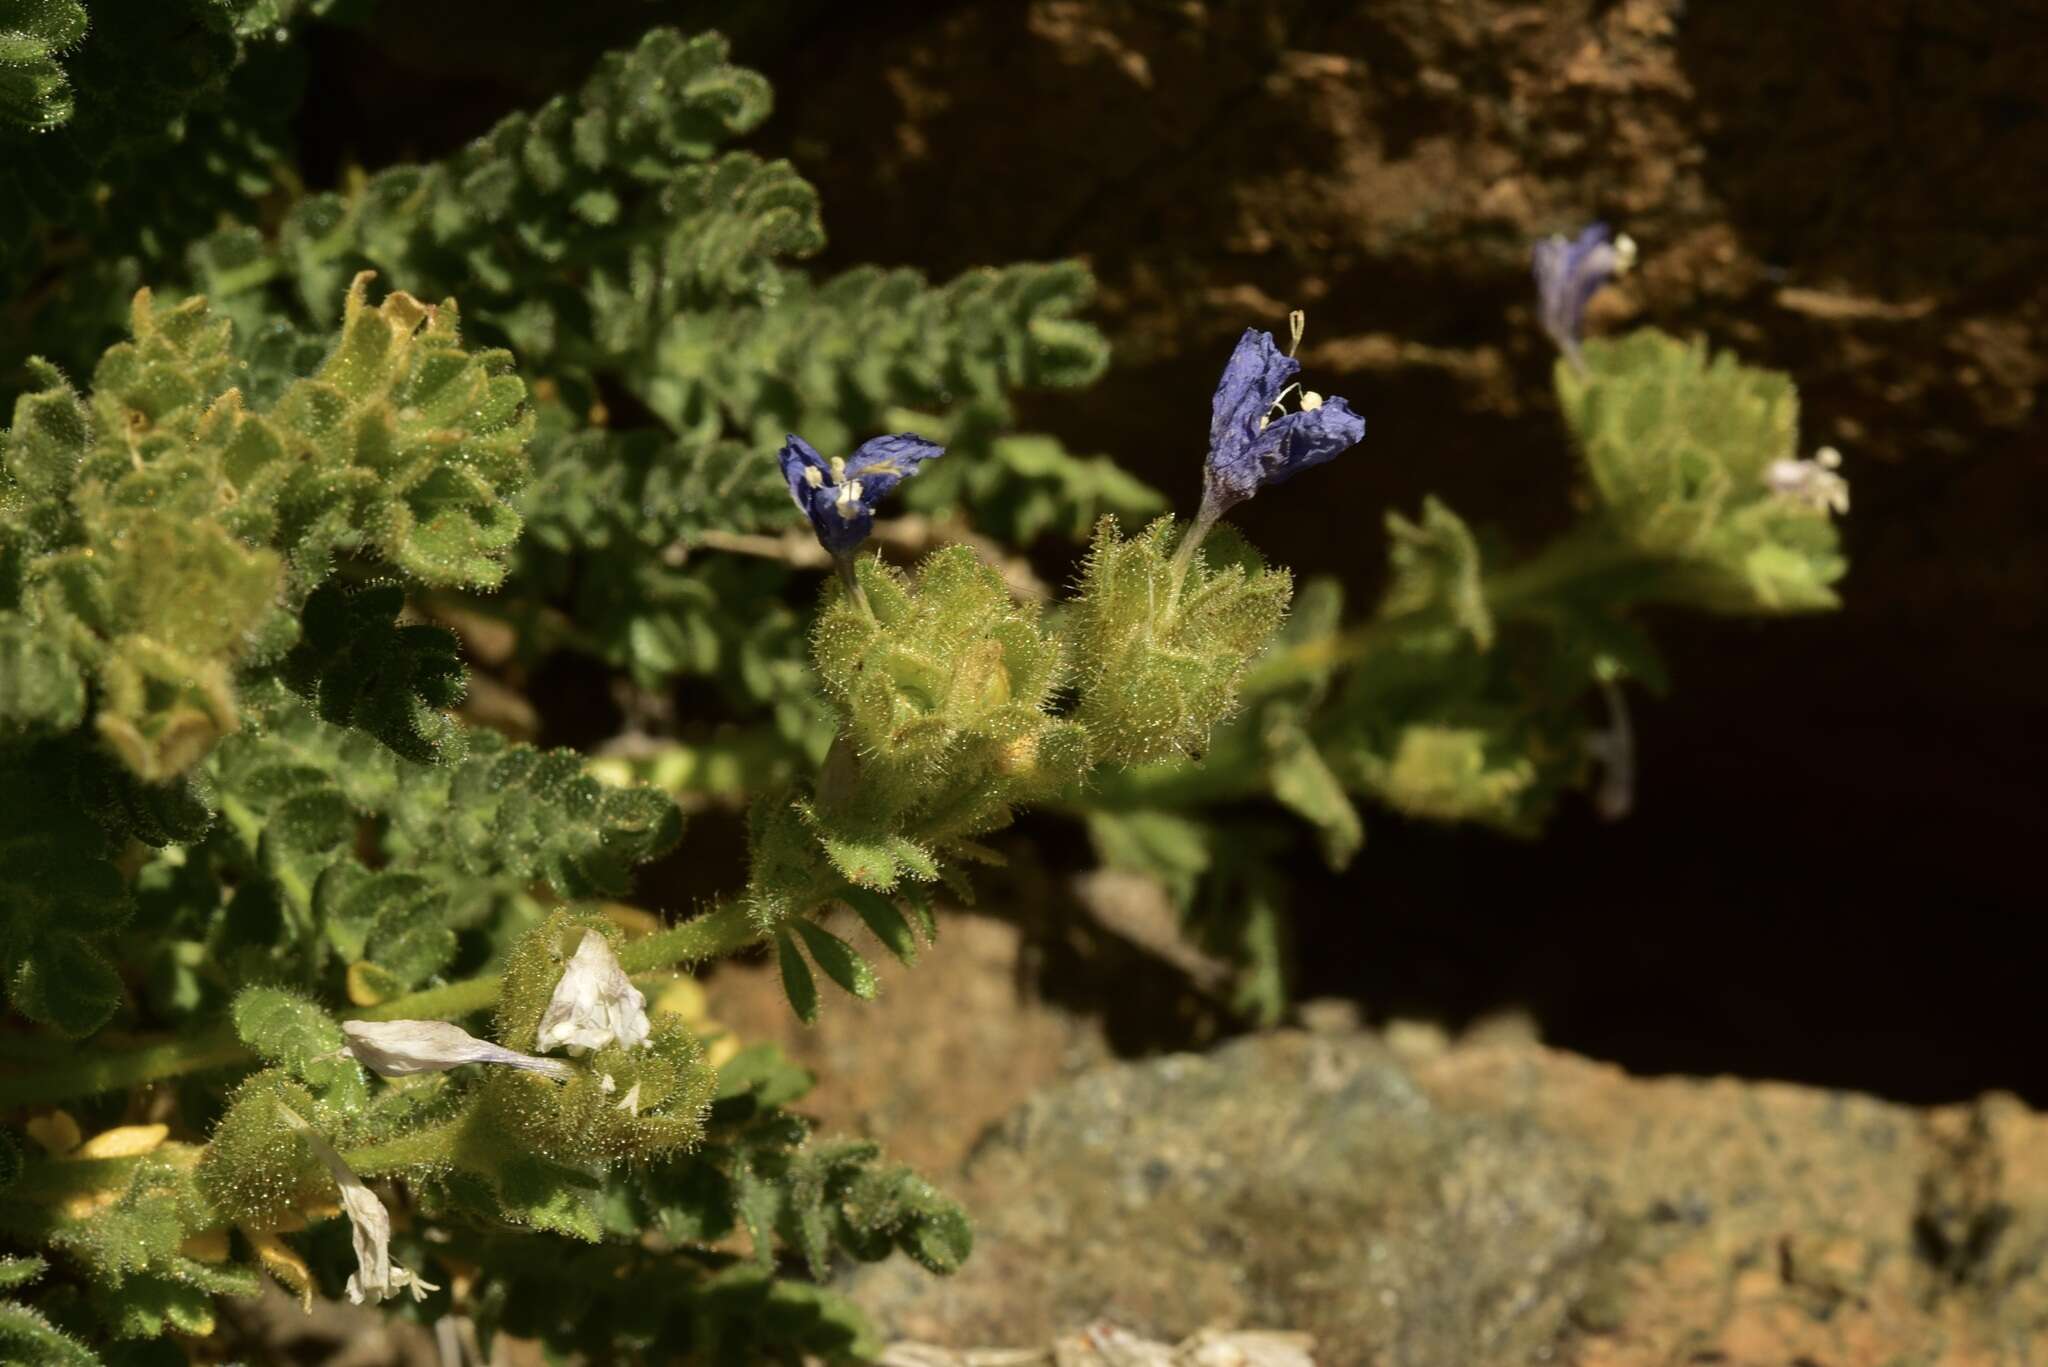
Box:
xmin=306 ymin=1 xmax=2048 ymax=1103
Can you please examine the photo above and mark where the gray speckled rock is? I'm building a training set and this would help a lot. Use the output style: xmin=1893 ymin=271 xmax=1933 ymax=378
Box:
xmin=844 ymin=1030 xmax=1609 ymax=1364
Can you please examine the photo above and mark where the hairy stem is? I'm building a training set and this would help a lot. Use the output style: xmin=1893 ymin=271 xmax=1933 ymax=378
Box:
xmin=344 ymin=1116 xmax=477 ymax=1178
xmin=1242 ymin=528 xmax=1653 ymax=695
xmin=0 ymin=1029 xmax=255 ymax=1110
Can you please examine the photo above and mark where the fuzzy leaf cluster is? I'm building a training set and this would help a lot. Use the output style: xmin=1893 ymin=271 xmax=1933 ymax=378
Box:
xmin=449 ymin=1040 xmax=964 ymax=1362
xmin=279 ymin=582 xmax=468 ymax=764
xmin=0 ymin=739 xmax=211 ymax=1036
xmin=260 ymin=27 xmax=802 ymax=367
xmin=640 ymin=261 xmax=1109 ymax=457
xmin=0 ymin=1255 xmax=97 ymax=1367
xmin=5 ymin=1144 xmax=259 ymax=1349
xmin=0 ymin=747 xmax=132 ymax=1038
xmin=0 ymin=0 xmax=88 ymax=134
xmin=176 ymin=27 xmax=1110 ymax=727
xmin=1 ymin=277 xmax=529 ymax=781
xmin=194 ymin=685 xmax=683 ymax=1003
xmin=519 ymin=255 xmax=1117 ymax=558
xmin=0 ymin=0 xmax=313 ymax=339
xmin=1560 ymin=331 xmax=1846 ymax=612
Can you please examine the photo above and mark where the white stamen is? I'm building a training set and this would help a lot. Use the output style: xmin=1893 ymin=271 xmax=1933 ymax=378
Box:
xmin=535 ymin=932 xmax=652 ymax=1056
xmin=833 ymin=480 xmax=863 ymax=520
xmin=1260 ymin=381 xmax=1322 ymax=430
xmin=279 ymin=1108 xmax=439 ymax=1306
xmin=802 ymin=465 xmax=824 ymax=489
xmin=1613 ymin=233 xmax=1638 ymax=274
xmin=1287 ymin=308 xmax=1306 ymax=357
xmin=599 ymin=1073 xmax=617 ymax=1094
xmin=828 ymin=456 xmax=847 ymax=484
xmin=614 ymin=1082 xmax=642 ymax=1116
xmin=342 ymin=1020 xmax=573 ymax=1081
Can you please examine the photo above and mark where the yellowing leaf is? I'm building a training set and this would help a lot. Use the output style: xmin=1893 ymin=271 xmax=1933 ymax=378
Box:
xmin=245 ymin=1228 xmax=315 ymax=1313
xmin=25 ymin=1112 xmax=82 ymax=1156
xmin=75 ymin=1123 xmax=168 ymax=1159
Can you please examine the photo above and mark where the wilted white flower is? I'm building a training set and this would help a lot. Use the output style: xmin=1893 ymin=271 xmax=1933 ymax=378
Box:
xmin=342 ymin=1020 xmax=572 ymax=1080
xmin=279 ymin=1108 xmax=439 ymax=1306
xmin=1584 ymin=678 xmax=1635 ymax=822
xmin=536 ymin=931 xmax=652 ymax=1056
xmin=1766 ymin=445 xmax=1850 ymax=516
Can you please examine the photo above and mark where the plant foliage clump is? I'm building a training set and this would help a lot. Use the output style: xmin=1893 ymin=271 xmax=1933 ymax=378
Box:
xmin=0 ymin=18 xmax=1845 ymax=1365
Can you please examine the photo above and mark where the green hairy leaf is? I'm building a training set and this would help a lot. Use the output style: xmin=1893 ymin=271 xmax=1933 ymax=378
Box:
xmin=1559 ymin=330 xmax=1846 ymax=613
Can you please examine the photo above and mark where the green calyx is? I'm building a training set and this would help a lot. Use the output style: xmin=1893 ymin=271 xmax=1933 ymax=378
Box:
xmin=786 ymin=546 xmax=1085 ymax=896
xmin=1067 ymin=516 xmax=1292 ymax=767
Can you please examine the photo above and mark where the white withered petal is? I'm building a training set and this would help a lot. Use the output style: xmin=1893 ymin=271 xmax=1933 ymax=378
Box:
xmin=1766 ymin=445 xmax=1850 ymax=516
xmin=535 ymin=931 xmax=652 ymax=1056
xmin=279 ymin=1108 xmax=439 ymax=1306
xmin=342 ymin=1019 xmax=572 ymax=1081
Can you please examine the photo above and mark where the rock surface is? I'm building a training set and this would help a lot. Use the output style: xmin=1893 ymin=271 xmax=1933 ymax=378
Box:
xmin=705 ymin=911 xmax=1113 ymax=1176
xmin=847 ymin=1027 xmax=1606 ymax=1362
xmin=840 ymin=1019 xmax=2048 ymax=1365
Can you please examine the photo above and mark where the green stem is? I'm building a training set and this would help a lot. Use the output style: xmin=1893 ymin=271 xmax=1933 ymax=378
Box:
xmin=618 ymin=901 xmax=763 ymax=974
xmin=344 ymin=1116 xmax=475 ymax=1178
xmin=0 ymin=1028 xmax=253 ymax=1109
xmin=1242 ymin=529 xmax=1652 ymax=695
xmin=0 ymin=903 xmax=766 ymax=1109
xmin=1167 ymin=505 xmax=1220 ymax=588
xmin=834 ymin=552 xmax=872 ymax=617
xmin=349 ymin=975 xmax=503 ymax=1024
xmin=4 ymin=1154 xmax=158 ymax=1207
xmin=1478 ymin=529 xmax=1649 ymax=616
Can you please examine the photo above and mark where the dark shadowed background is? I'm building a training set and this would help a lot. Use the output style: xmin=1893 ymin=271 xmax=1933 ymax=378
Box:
xmin=296 ymin=0 xmax=2047 ymax=1104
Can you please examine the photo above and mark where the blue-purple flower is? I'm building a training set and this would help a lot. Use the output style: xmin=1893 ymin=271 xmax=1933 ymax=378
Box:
xmin=1202 ymin=327 xmax=1366 ymax=517
xmin=1532 ymin=223 xmax=1636 ymax=364
xmin=779 ymin=432 xmax=944 ymax=555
